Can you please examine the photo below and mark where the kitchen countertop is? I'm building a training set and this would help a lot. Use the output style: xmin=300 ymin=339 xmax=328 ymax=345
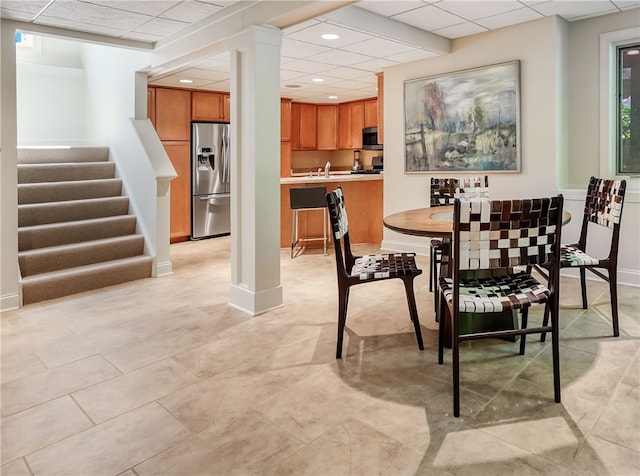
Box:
xmin=281 ymin=172 xmax=383 ymax=184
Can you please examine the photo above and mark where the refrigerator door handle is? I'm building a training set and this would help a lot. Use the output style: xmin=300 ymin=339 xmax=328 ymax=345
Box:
xmin=222 ymin=134 xmax=230 ymax=186
xmin=199 ymin=193 xmax=231 ymax=200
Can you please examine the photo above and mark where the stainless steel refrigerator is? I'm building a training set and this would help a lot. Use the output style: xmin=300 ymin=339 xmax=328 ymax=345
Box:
xmin=191 ymin=121 xmax=231 ymax=239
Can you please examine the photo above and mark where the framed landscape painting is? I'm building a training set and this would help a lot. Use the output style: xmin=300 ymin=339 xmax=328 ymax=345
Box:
xmin=404 ymin=61 xmax=521 ymax=173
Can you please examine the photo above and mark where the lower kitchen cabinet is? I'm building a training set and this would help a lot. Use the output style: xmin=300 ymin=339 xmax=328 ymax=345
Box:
xmin=280 ymin=178 xmax=383 ymax=248
xmin=162 ymin=141 xmax=191 ymax=243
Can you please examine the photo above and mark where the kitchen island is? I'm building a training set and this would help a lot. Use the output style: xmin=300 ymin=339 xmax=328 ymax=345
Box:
xmin=280 ymin=173 xmax=383 ymax=248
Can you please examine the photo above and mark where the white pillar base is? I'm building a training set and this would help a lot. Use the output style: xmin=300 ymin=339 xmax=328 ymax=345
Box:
xmin=230 ymin=283 xmax=283 ymax=316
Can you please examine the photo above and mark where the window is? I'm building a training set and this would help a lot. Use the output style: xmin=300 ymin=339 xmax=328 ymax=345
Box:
xmin=618 ymin=43 xmax=639 ymax=175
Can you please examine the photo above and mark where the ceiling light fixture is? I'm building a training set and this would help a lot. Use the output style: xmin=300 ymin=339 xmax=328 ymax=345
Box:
xmin=179 ymin=79 xmax=193 ymax=84
xmin=321 ymin=33 xmax=339 ymax=40
xmin=627 ymin=49 xmax=640 ymax=55
xmin=328 ymin=95 xmax=338 ymax=99
xmin=312 ymin=78 xmax=324 ymax=83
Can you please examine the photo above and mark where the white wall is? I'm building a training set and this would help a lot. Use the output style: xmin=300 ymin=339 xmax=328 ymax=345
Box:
xmin=16 ymin=35 xmax=88 ymax=145
xmin=381 ymin=12 xmax=639 ymax=286
xmin=382 ymin=16 xmax=565 ymax=251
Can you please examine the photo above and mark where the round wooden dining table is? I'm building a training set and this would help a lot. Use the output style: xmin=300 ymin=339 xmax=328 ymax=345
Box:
xmin=383 ymin=205 xmax=571 ymax=237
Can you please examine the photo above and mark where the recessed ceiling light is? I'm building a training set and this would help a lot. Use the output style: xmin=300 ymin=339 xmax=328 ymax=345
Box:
xmin=312 ymin=78 xmax=324 ymax=83
xmin=328 ymin=95 xmax=338 ymax=99
xmin=321 ymin=33 xmax=339 ymax=40
xmin=179 ymin=79 xmax=193 ymax=84
xmin=628 ymin=49 xmax=640 ymax=55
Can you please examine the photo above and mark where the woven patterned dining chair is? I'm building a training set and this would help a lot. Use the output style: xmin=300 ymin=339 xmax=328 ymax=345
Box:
xmin=438 ymin=196 xmax=564 ymax=417
xmin=429 ymin=176 xmax=490 ymax=306
xmin=531 ymin=177 xmax=627 ymax=340
xmin=326 ymin=187 xmax=424 ymax=359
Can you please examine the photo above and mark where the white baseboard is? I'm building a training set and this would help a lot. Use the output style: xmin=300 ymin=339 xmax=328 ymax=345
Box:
xmin=0 ymin=292 xmax=21 ymax=312
xmin=154 ymin=260 xmax=173 ymax=277
xmin=561 ymin=267 xmax=640 ymax=287
xmin=229 ymin=284 xmax=283 ymax=316
xmin=381 ymin=239 xmax=429 ymax=256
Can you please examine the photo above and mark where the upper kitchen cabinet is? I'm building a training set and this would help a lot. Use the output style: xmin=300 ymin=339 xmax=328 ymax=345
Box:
xmin=364 ymin=98 xmax=378 ymax=129
xmin=338 ymin=100 xmax=364 ymax=150
xmin=191 ymin=91 xmax=230 ymax=123
xmin=291 ymin=102 xmax=317 ymax=151
xmin=317 ymin=104 xmax=338 ymax=150
xmin=155 ymin=88 xmax=191 ymax=141
xmin=281 ymin=98 xmax=292 ymax=142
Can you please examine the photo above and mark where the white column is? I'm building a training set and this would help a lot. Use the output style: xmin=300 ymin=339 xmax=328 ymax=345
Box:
xmin=228 ymin=26 xmax=283 ymax=316
xmin=0 ymin=20 xmax=20 ymax=311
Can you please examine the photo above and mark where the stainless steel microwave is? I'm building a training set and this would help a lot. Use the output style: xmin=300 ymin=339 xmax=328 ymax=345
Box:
xmin=362 ymin=127 xmax=383 ymax=150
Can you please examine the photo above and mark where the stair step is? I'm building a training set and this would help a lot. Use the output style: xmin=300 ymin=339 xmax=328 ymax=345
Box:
xmin=19 ymin=215 xmax=137 ymax=251
xmin=19 ymin=235 xmax=145 ymax=277
xmin=18 ymin=178 xmax=122 ymax=204
xmin=21 ymin=255 xmax=153 ymax=305
xmin=18 ymin=162 xmax=116 ymax=183
xmin=19 ymin=196 xmax=130 ymax=227
xmin=17 ymin=146 xmax=110 ymax=164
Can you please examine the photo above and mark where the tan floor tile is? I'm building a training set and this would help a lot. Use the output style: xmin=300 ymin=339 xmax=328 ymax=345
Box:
xmin=172 ymin=331 xmax=277 ymax=379
xmin=571 ymin=434 xmax=640 ymax=476
xmin=1 ymin=355 xmax=120 ymax=416
xmin=266 ymin=417 xmax=425 ymax=476
xmin=134 ymin=408 xmax=303 ymax=476
xmin=1 ymin=349 xmax=46 ymax=384
xmin=427 ymin=426 xmax=573 ymax=475
xmin=254 ymin=364 xmax=389 ymax=443
xmin=102 ymin=328 xmax=208 ymax=373
xmin=25 ymin=403 xmax=190 ymax=476
xmin=2 ymin=236 xmax=638 ymax=475
xmin=72 ymin=359 xmax=199 ymax=423
xmin=0 ymin=458 xmax=31 ymax=476
xmin=34 ymin=327 xmax=141 ymax=368
xmin=592 ymin=382 xmax=640 ymax=451
xmin=160 ymin=360 xmax=325 ymax=433
xmin=1 ymin=396 xmax=92 ymax=463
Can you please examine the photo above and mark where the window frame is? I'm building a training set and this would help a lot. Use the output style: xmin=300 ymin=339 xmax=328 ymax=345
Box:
xmin=600 ymin=27 xmax=640 ymax=184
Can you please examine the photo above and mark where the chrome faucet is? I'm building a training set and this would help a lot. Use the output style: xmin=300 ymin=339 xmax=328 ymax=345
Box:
xmin=324 ymin=161 xmax=331 ymax=178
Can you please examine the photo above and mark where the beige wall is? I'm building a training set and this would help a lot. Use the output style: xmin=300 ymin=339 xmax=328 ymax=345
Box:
xmin=566 ymin=9 xmax=640 ymax=189
xmin=381 ymin=12 xmax=639 ymax=286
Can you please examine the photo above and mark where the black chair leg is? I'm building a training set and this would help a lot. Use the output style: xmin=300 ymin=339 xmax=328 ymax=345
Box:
xmin=453 ymin=336 xmax=460 ymax=417
xmin=438 ymin=297 xmax=446 ymax=364
xmin=429 ymin=247 xmax=434 ymax=292
xmin=540 ymin=304 xmax=550 ymax=342
xmin=551 ymin=301 xmax=561 ymax=403
xmin=580 ymin=267 xmax=588 ymax=309
xmin=519 ymin=308 xmax=528 ymax=355
xmin=402 ymin=277 xmax=424 ymax=350
xmin=609 ymin=268 xmax=620 ymax=337
xmin=336 ymin=288 xmax=349 ymax=359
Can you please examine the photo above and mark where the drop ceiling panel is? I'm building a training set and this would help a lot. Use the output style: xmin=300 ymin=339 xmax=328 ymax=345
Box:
xmin=436 ymin=0 xmax=525 ymax=20
xmin=392 ymin=5 xmax=466 ymax=31
xmin=475 ymin=7 xmax=544 ymax=30
xmin=86 ymin=1 xmax=181 ymax=17
xmin=339 ymin=37 xmax=417 ymax=57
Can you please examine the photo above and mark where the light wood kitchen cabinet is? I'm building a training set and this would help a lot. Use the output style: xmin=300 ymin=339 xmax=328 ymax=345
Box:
xmin=281 ymin=98 xmax=292 ymax=141
xmin=155 ymin=88 xmax=191 ymax=141
xmin=147 ymin=87 xmax=156 ymax=126
xmin=364 ymin=98 xmax=378 ymax=128
xmin=162 ymin=141 xmax=191 ymax=243
xmin=280 ymin=141 xmax=292 ymax=177
xmin=280 ymin=178 xmax=383 ymax=247
xmin=376 ymin=72 xmax=384 ymax=144
xmin=317 ymin=104 xmax=338 ymax=150
xmin=191 ymin=90 xmax=230 ymax=123
xmin=338 ymin=100 xmax=364 ymax=150
xmin=291 ymin=102 xmax=317 ymax=150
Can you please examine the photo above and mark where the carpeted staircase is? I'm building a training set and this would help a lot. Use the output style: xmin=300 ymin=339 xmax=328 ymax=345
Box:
xmin=17 ymin=146 xmax=153 ymax=305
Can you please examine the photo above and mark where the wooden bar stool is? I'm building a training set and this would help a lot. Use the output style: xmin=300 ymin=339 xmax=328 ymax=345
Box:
xmin=290 ymin=186 xmax=329 ymax=258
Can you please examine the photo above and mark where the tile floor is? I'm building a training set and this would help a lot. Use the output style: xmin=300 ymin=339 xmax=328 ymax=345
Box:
xmin=1 ymin=237 xmax=639 ymax=476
